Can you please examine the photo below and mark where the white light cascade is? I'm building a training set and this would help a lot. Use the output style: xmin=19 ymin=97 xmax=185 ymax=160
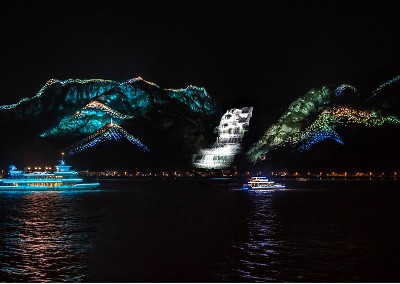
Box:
xmin=193 ymin=107 xmax=253 ymax=169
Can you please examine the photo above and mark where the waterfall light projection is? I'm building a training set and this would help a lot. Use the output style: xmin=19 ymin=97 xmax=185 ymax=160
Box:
xmin=193 ymin=107 xmax=253 ymax=169
xmin=67 ymin=123 xmax=150 ymax=155
xmin=40 ymin=101 xmax=134 ymax=137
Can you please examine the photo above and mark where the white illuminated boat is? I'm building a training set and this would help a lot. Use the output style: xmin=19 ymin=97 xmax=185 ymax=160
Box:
xmin=0 ymin=159 xmax=99 ymax=191
xmin=242 ymin=176 xmax=285 ymax=190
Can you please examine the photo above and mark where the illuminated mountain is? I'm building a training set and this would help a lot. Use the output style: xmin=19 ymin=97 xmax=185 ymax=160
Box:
xmin=67 ymin=123 xmax=150 ymax=155
xmin=40 ymin=101 xmax=134 ymax=137
xmin=1 ymin=73 xmax=400 ymax=170
xmin=247 ymin=77 xmax=400 ymax=163
xmin=0 ymin=77 xmax=220 ymax=168
xmin=0 ymin=77 xmax=218 ymax=119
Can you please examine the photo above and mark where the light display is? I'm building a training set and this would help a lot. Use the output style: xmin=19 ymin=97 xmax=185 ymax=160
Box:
xmin=0 ymin=76 xmax=218 ymax=152
xmin=0 ymin=77 xmax=218 ymax=117
xmin=247 ymin=82 xmax=400 ymax=162
xmin=166 ymin=85 xmax=217 ymax=114
xmin=67 ymin=123 xmax=150 ymax=155
xmin=126 ymin=76 xmax=160 ymax=88
xmin=247 ymin=86 xmax=331 ymax=161
xmin=0 ymin=97 xmax=30 ymax=110
xmin=40 ymin=101 xmax=134 ymax=137
xmin=334 ymin=84 xmax=359 ymax=97
xmin=249 ymin=103 xmax=400 ymax=161
xmin=193 ymin=107 xmax=253 ymax=169
xmin=80 ymin=101 xmax=134 ymax=119
xmin=297 ymin=129 xmax=344 ymax=151
xmin=290 ymin=106 xmax=400 ymax=151
xmin=372 ymin=75 xmax=400 ymax=96
xmin=0 ymin=78 xmax=118 ymax=111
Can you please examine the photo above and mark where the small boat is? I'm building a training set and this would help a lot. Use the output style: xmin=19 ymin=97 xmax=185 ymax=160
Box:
xmin=297 ymin=177 xmax=308 ymax=182
xmin=0 ymin=158 xmax=99 ymax=191
xmin=242 ymin=176 xmax=285 ymax=190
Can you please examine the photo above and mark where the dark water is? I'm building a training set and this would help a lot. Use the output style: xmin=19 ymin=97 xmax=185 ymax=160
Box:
xmin=1 ymin=179 xmax=400 ymax=282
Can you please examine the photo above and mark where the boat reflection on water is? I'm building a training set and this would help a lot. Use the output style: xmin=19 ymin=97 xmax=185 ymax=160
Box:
xmin=0 ymin=191 xmax=101 ymax=282
xmin=207 ymin=189 xmax=284 ymax=282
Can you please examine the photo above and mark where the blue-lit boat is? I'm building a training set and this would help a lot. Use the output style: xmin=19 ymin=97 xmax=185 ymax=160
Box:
xmin=242 ymin=176 xmax=285 ymax=190
xmin=0 ymin=159 xmax=99 ymax=191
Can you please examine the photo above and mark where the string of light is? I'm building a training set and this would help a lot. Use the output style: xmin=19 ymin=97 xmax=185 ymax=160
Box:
xmin=67 ymin=123 xmax=150 ymax=155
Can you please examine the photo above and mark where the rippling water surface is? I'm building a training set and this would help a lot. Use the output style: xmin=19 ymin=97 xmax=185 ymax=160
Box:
xmin=0 ymin=190 xmax=103 ymax=282
xmin=1 ymin=179 xmax=400 ymax=282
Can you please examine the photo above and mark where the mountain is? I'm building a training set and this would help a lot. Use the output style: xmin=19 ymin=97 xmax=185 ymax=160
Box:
xmin=0 ymin=77 xmax=221 ymax=169
xmin=67 ymin=123 xmax=150 ymax=155
xmin=245 ymin=76 xmax=400 ymax=172
xmin=1 ymin=74 xmax=400 ymax=172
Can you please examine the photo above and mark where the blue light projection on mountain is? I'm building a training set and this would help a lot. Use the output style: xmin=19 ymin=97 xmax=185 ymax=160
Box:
xmin=0 ymin=76 xmax=218 ymax=158
xmin=372 ymin=75 xmax=400 ymax=97
xmin=334 ymin=84 xmax=359 ymax=97
xmin=193 ymin=107 xmax=253 ymax=169
xmin=166 ymin=85 xmax=214 ymax=114
xmin=40 ymin=101 xmax=134 ymax=137
xmin=0 ymin=77 xmax=218 ymax=117
xmin=67 ymin=123 xmax=150 ymax=155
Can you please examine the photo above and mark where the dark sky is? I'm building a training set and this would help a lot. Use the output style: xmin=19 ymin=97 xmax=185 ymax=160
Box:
xmin=0 ymin=0 xmax=399 ymax=110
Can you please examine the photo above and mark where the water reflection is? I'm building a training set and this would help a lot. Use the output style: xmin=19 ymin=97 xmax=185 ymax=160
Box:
xmin=236 ymin=191 xmax=282 ymax=281
xmin=208 ymin=191 xmax=283 ymax=282
xmin=0 ymin=192 xmax=99 ymax=282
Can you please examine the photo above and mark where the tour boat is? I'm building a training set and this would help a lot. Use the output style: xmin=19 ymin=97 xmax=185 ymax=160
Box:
xmin=0 ymin=159 xmax=99 ymax=191
xmin=242 ymin=176 xmax=285 ymax=190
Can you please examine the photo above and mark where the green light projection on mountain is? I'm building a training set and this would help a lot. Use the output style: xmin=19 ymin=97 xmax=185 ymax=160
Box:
xmin=247 ymin=86 xmax=331 ymax=161
xmin=247 ymin=80 xmax=400 ymax=162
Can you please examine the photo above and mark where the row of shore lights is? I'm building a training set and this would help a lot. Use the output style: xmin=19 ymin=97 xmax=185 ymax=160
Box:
xmin=279 ymin=171 xmax=397 ymax=176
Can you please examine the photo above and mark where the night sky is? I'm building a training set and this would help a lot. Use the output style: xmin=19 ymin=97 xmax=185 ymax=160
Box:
xmin=0 ymin=1 xmax=399 ymax=171
xmin=1 ymin=1 xmax=399 ymax=109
